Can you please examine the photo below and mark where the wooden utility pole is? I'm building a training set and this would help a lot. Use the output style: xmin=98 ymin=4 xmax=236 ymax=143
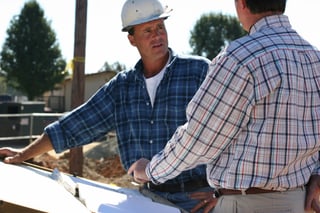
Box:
xmin=69 ymin=0 xmax=87 ymax=176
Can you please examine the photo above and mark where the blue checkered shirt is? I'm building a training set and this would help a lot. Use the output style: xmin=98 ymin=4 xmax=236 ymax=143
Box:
xmin=45 ymin=49 xmax=210 ymax=185
xmin=147 ymin=15 xmax=320 ymax=191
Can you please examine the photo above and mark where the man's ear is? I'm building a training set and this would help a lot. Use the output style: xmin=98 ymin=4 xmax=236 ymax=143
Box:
xmin=238 ymin=0 xmax=246 ymax=10
xmin=128 ymin=34 xmax=136 ymax=47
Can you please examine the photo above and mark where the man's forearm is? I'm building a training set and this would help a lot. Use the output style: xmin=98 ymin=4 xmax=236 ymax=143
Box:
xmin=20 ymin=133 xmax=54 ymax=161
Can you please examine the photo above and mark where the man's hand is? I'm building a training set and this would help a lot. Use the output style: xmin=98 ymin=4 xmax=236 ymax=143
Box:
xmin=0 ymin=134 xmax=53 ymax=164
xmin=189 ymin=191 xmax=217 ymax=213
xmin=0 ymin=147 xmax=23 ymax=164
xmin=128 ymin=158 xmax=150 ymax=183
xmin=305 ymin=175 xmax=320 ymax=212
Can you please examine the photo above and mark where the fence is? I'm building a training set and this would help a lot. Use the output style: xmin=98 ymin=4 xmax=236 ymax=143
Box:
xmin=0 ymin=113 xmax=64 ymax=146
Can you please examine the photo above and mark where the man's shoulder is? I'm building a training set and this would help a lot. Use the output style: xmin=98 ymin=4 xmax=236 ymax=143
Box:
xmin=106 ymin=68 xmax=140 ymax=86
xmin=169 ymin=54 xmax=210 ymax=77
xmin=168 ymin=48 xmax=210 ymax=65
xmin=175 ymin=53 xmax=211 ymax=64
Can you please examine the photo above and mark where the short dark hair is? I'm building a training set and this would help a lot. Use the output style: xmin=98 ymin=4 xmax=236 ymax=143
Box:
xmin=245 ymin=0 xmax=286 ymax=14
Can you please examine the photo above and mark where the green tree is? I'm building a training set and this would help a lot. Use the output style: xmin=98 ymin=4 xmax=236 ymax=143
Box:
xmin=0 ymin=71 xmax=6 ymax=94
xmin=0 ymin=0 xmax=67 ymax=100
xmin=99 ymin=61 xmax=126 ymax=73
xmin=190 ymin=13 xmax=246 ymax=60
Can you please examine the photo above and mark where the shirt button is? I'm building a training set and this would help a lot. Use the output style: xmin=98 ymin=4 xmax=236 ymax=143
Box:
xmin=146 ymin=102 xmax=150 ymax=106
xmin=149 ymin=140 xmax=153 ymax=144
xmin=150 ymin=120 xmax=154 ymax=124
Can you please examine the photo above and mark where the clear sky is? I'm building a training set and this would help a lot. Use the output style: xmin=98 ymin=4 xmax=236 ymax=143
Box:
xmin=1 ymin=0 xmax=320 ymax=73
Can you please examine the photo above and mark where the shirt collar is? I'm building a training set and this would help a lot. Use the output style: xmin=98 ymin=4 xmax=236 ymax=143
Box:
xmin=134 ymin=48 xmax=177 ymax=79
xmin=249 ymin=14 xmax=292 ymax=35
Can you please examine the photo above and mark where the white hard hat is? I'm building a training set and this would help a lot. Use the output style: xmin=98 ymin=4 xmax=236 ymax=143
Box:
xmin=121 ymin=0 xmax=172 ymax=32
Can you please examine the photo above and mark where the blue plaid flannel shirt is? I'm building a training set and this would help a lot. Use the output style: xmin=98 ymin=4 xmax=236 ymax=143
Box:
xmin=45 ymin=49 xmax=210 ymax=185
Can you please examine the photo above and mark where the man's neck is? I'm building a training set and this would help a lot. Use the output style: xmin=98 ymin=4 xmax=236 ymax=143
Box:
xmin=142 ymin=52 xmax=170 ymax=78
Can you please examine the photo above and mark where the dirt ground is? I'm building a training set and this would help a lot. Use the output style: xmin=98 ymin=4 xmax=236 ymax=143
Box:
xmin=30 ymin=134 xmax=139 ymax=190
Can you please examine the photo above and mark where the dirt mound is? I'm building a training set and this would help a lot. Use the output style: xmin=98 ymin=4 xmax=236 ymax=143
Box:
xmin=31 ymin=152 xmax=136 ymax=189
xmin=29 ymin=135 xmax=138 ymax=189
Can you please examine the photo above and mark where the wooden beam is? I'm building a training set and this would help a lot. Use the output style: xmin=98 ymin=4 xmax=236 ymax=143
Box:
xmin=69 ymin=0 xmax=87 ymax=176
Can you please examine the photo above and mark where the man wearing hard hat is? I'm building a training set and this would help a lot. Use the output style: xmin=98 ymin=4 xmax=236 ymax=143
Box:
xmin=120 ymin=0 xmax=212 ymax=211
xmin=0 ymin=0 xmax=211 ymax=212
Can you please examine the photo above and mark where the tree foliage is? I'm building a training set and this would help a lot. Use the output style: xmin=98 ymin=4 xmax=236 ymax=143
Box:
xmin=99 ymin=61 xmax=126 ymax=73
xmin=190 ymin=13 xmax=246 ymax=60
xmin=0 ymin=0 xmax=67 ymax=100
xmin=0 ymin=72 xmax=6 ymax=94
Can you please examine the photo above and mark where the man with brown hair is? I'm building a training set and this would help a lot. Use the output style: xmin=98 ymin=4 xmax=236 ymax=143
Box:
xmin=128 ymin=0 xmax=320 ymax=212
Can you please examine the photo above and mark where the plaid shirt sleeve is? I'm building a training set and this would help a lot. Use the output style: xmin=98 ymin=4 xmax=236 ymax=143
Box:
xmin=147 ymin=54 xmax=254 ymax=184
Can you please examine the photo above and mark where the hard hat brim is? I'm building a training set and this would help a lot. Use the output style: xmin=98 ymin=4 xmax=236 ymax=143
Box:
xmin=122 ymin=9 xmax=172 ymax=32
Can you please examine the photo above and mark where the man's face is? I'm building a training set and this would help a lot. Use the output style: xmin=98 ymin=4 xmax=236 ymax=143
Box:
xmin=128 ymin=19 xmax=168 ymax=60
xmin=234 ymin=0 xmax=247 ymax=31
xmin=235 ymin=0 xmax=242 ymax=22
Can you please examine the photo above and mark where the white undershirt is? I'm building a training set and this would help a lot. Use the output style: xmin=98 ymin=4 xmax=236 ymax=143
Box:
xmin=145 ymin=68 xmax=165 ymax=107
xmin=144 ymin=52 xmax=171 ymax=107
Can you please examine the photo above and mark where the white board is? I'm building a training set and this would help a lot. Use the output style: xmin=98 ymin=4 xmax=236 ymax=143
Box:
xmin=0 ymin=161 xmax=180 ymax=213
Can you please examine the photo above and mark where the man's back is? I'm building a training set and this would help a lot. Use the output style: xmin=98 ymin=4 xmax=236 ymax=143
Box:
xmin=207 ymin=14 xmax=320 ymax=190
